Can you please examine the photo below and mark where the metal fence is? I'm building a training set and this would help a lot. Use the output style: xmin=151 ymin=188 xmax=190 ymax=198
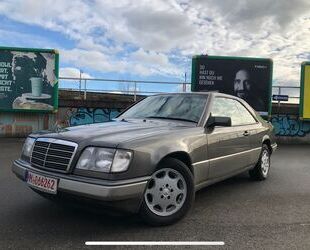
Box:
xmin=59 ymin=77 xmax=189 ymax=101
xmin=272 ymin=85 xmax=300 ymax=104
xmin=59 ymin=77 xmax=300 ymax=103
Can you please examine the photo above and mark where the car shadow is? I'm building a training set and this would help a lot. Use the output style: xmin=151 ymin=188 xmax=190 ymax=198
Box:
xmin=194 ymin=171 xmax=254 ymax=202
xmin=11 ymin=171 xmax=255 ymax=238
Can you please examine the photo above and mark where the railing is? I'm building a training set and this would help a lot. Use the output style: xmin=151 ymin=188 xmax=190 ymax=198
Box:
xmin=59 ymin=77 xmax=189 ymax=101
xmin=59 ymin=77 xmax=300 ymax=103
xmin=272 ymin=85 xmax=300 ymax=104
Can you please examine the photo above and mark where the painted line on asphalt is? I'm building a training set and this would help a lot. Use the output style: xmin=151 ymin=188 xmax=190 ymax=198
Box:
xmin=85 ymin=241 xmax=225 ymax=246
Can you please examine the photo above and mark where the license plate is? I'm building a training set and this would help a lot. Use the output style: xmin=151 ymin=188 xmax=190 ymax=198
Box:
xmin=26 ymin=171 xmax=58 ymax=194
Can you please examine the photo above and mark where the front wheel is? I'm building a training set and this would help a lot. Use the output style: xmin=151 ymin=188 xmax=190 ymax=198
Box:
xmin=249 ymin=144 xmax=271 ymax=181
xmin=140 ymin=158 xmax=194 ymax=226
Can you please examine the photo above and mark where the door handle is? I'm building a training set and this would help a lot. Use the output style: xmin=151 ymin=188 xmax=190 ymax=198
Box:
xmin=243 ymin=131 xmax=250 ymax=136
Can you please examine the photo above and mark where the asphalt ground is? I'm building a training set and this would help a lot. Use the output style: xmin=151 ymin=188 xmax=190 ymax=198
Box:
xmin=0 ymin=138 xmax=310 ymax=249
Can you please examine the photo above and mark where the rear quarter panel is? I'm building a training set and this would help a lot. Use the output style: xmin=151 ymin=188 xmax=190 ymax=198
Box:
xmin=250 ymin=115 xmax=276 ymax=165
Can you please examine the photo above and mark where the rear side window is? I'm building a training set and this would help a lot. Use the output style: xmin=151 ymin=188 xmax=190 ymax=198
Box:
xmin=234 ymin=100 xmax=257 ymax=125
xmin=211 ymin=97 xmax=256 ymax=126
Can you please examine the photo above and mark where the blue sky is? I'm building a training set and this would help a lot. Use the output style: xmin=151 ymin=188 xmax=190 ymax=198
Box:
xmin=0 ymin=0 xmax=309 ymax=95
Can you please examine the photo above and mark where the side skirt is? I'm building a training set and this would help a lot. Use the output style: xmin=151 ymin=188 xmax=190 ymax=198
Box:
xmin=194 ymin=164 xmax=255 ymax=192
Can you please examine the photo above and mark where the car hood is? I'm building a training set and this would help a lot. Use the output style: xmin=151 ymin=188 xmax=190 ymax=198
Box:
xmin=31 ymin=119 xmax=195 ymax=148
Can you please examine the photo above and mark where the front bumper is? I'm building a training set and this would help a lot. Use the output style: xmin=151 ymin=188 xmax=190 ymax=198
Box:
xmin=12 ymin=159 xmax=150 ymax=212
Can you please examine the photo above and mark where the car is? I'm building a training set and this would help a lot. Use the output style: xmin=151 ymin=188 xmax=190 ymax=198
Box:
xmin=12 ymin=92 xmax=277 ymax=226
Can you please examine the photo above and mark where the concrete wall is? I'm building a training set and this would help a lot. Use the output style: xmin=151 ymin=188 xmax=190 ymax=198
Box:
xmin=0 ymin=112 xmax=55 ymax=137
xmin=1 ymin=90 xmax=310 ymax=144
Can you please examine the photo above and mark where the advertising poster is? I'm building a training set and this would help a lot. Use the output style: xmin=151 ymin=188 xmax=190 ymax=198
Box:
xmin=191 ymin=55 xmax=273 ymax=115
xmin=0 ymin=47 xmax=59 ymax=112
xmin=300 ymin=62 xmax=310 ymax=120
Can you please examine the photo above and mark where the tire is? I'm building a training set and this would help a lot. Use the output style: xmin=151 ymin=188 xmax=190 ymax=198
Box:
xmin=249 ymin=144 xmax=271 ymax=181
xmin=140 ymin=157 xmax=195 ymax=226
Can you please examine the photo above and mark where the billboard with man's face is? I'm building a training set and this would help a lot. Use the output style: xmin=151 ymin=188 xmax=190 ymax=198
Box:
xmin=0 ymin=47 xmax=59 ymax=112
xmin=191 ymin=55 xmax=273 ymax=115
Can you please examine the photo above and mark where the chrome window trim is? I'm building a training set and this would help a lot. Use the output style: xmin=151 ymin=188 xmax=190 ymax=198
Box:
xmin=192 ymin=147 xmax=261 ymax=166
xmin=31 ymin=138 xmax=78 ymax=173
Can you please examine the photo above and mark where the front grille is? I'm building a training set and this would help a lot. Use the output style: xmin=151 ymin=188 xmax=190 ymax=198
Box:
xmin=31 ymin=138 xmax=77 ymax=172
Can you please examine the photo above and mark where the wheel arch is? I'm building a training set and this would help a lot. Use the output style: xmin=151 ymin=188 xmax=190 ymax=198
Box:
xmin=262 ymin=135 xmax=272 ymax=153
xmin=157 ymin=151 xmax=193 ymax=175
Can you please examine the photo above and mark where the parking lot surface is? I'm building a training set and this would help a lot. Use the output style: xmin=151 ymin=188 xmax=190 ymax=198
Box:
xmin=0 ymin=138 xmax=310 ymax=249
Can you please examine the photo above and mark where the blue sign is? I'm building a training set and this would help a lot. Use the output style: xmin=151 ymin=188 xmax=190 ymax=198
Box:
xmin=272 ymin=95 xmax=289 ymax=101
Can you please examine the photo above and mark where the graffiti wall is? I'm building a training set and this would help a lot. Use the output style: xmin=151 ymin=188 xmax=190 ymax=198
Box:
xmin=55 ymin=107 xmax=122 ymax=127
xmin=0 ymin=107 xmax=122 ymax=137
xmin=0 ymin=90 xmax=135 ymax=137
xmin=271 ymin=115 xmax=310 ymax=137
xmin=1 ymin=97 xmax=310 ymax=142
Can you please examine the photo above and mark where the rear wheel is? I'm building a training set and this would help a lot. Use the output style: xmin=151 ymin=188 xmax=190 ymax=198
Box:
xmin=140 ymin=158 xmax=194 ymax=226
xmin=249 ymin=144 xmax=271 ymax=181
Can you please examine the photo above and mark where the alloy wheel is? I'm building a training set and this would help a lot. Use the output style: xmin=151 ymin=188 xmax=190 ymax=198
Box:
xmin=261 ymin=149 xmax=270 ymax=176
xmin=144 ymin=168 xmax=187 ymax=216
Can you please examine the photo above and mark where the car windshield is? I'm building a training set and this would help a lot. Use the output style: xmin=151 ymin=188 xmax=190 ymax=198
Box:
xmin=119 ymin=94 xmax=208 ymax=123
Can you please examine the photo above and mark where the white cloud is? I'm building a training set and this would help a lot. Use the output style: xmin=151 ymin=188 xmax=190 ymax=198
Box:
xmin=60 ymin=67 xmax=93 ymax=78
xmin=0 ymin=0 xmax=309 ymax=85
xmin=61 ymin=48 xmax=127 ymax=72
xmin=131 ymin=48 xmax=169 ymax=66
xmin=123 ymin=6 xmax=195 ymax=51
xmin=60 ymin=47 xmax=182 ymax=77
xmin=193 ymin=0 xmax=310 ymax=32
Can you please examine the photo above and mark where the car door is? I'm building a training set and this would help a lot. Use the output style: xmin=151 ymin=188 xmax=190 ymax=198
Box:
xmin=207 ymin=97 xmax=253 ymax=179
xmin=232 ymin=100 xmax=262 ymax=165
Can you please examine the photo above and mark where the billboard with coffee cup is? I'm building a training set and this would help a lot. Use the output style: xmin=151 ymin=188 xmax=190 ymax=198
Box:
xmin=0 ymin=46 xmax=59 ymax=112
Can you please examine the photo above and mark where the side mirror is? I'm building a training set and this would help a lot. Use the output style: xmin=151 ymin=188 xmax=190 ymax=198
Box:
xmin=206 ymin=116 xmax=232 ymax=128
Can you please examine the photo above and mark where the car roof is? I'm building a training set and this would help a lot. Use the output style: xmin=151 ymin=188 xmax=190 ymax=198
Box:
xmin=152 ymin=91 xmax=236 ymax=99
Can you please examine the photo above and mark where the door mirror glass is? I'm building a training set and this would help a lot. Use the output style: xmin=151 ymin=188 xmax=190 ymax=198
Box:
xmin=206 ymin=116 xmax=232 ymax=128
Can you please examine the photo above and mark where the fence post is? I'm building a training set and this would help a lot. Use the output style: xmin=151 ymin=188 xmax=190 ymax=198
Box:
xmin=79 ymin=69 xmax=82 ymax=93
xmin=277 ymin=86 xmax=281 ymax=115
xmin=134 ymin=81 xmax=137 ymax=102
xmin=183 ymin=82 xmax=186 ymax=92
xmin=84 ymin=79 xmax=87 ymax=100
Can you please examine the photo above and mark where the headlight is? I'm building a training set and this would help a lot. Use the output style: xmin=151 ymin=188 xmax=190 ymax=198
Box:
xmin=21 ymin=137 xmax=35 ymax=161
xmin=76 ymin=147 xmax=132 ymax=173
xmin=111 ymin=149 xmax=133 ymax=172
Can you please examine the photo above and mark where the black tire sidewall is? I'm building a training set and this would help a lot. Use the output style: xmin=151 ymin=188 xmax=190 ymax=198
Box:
xmin=140 ymin=157 xmax=195 ymax=226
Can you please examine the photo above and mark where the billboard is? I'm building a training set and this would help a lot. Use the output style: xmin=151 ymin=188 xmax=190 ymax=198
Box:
xmin=0 ymin=46 xmax=59 ymax=112
xmin=191 ymin=55 xmax=273 ymax=115
xmin=300 ymin=62 xmax=310 ymax=120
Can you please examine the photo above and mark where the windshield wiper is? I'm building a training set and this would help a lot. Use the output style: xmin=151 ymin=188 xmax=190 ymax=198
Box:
xmin=145 ymin=116 xmax=197 ymax=123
